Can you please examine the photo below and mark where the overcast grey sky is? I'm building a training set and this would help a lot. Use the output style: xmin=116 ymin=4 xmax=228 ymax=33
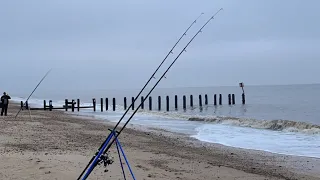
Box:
xmin=1 ymin=0 xmax=319 ymax=94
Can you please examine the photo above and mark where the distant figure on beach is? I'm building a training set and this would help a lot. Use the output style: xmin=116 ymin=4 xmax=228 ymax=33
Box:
xmin=1 ymin=92 xmax=11 ymax=116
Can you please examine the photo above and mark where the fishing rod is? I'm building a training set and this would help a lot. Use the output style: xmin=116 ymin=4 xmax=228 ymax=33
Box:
xmin=78 ymin=8 xmax=223 ymax=180
xmin=77 ymin=12 xmax=204 ymax=180
xmin=14 ymin=69 xmax=52 ymax=119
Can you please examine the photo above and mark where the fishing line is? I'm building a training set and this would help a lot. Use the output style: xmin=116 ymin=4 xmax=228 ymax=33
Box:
xmin=14 ymin=69 xmax=52 ymax=119
xmin=107 ymin=7 xmax=223 ymax=152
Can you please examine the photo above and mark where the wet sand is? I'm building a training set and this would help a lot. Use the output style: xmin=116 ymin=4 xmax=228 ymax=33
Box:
xmin=0 ymin=103 xmax=319 ymax=180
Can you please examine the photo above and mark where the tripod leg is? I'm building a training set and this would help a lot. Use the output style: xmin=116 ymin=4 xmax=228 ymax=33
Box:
xmin=115 ymin=138 xmax=136 ymax=180
xmin=115 ymin=138 xmax=127 ymax=180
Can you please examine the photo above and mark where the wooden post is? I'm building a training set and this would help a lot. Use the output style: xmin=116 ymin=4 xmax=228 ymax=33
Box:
xmin=214 ymin=94 xmax=217 ymax=105
xmin=232 ymin=94 xmax=235 ymax=104
xmin=239 ymin=82 xmax=245 ymax=105
xmin=175 ymin=95 xmax=178 ymax=110
xmin=131 ymin=97 xmax=135 ymax=110
xmin=190 ymin=95 xmax=193 ymax=107
xmin=242 ymin=93 xmax=246 ymax=104
xmin=219 ymin=94 xmax=222 ymax=105
xmin=93 ymin=98 xmax=96 ymax=112
xmin=205 ymin=94 xmax=208 ymax=105
xmin=113 ymin=98 xmax=116 ymax=111
xmin=72 ymin=99 xmax=75 ymax=112
xmin=49 ymin=100 xmax=53 ymax=111
xmin=77 ymin=99 xmax=80 ymax=111
xmin=158 ymin=96 xmax=161 ymax=111
xmin=228 ymin=94 xmax=231 ymax=105
xmin=199 ymin=95 xmax=202 ymax=107
xmin=105 ymin=98 xmax=108 ymax=111
xmin=166 ymin=96 xmax=169 ymax=111
xmin=141 ymin=96 xmax=144 ymax=109
xmin=149 ymin=96 xmax=152 ymax=110
xmin=124 ymin=97 xmax=127 ymax=110
xmin=183 ymin=95 xmax=186 ymax=109
xmin=100 ymin=98 xmax=103 ymax=112
xmin=44 ymin=100 xmax=47 ymax=110
xmin=65 ymin=99 xmax=68 ymax=111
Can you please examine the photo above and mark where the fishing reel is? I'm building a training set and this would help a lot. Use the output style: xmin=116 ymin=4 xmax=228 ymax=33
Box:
xmin=97 ymin=152 xmax=114 ymax=172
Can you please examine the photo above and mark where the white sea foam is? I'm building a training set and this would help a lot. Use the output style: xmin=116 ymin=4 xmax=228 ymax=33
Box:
xmin=191 ymin=124 xmax=320 ymax=158
xmin=135 ymin=110 xmax=320 ymax=134
xmin=79 ymin=110 xmax=320 ymax=158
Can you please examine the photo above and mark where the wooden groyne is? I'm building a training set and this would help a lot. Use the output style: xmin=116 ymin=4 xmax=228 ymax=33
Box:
xmin=20 ymin=93 xmax=246 ymax=112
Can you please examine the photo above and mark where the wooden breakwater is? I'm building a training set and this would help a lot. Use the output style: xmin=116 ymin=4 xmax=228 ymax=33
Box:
xmin=20 ymin=93 xmax=246 ymax=112
xmin=20 ymin=99 xmax=96 ymax=112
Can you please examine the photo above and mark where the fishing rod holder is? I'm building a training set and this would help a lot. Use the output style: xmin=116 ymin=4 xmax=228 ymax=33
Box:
xmin=80 ymin=129 xmax=136 ymax=180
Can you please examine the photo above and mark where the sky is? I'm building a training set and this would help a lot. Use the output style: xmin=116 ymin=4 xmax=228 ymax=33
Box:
xmin=1 ymin=0 xmax=320 ymax=96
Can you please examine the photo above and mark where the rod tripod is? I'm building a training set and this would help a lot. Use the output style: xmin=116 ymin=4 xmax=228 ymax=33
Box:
xmin=82 ymin=129 xmax=136 ymax=180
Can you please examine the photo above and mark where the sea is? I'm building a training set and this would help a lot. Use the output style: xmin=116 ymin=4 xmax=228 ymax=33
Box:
xmin=11 ymin=84 xmax=320 ymax=158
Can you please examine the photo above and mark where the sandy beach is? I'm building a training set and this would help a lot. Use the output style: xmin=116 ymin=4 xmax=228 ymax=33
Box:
xmin=0 ymin=103 xmax=319 ymax=180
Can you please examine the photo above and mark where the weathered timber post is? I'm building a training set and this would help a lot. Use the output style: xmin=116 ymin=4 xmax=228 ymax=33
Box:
xmin=93 ymin=98 xmax=96 ymax=112
xmin=183 ymin=95 xmax=186 ymax=109
xmin=113 ymin=98 xmax=116 ymax=111
xmin=141 ymin=96 xmax=144 ymax=109
xmin=242 ymin=94 xmax=246 ymax=104
xmin=44 ymin=100 xmax=47 ymax=110
xmin=49 ymin=100 xmax=53 ymax=111
xmin=105 ymin=98 xmax=108 ymax=111
xmin=131 ymin=97 xmax=135 ymax=110
xmin=175 ymin=95 xmax=178 ymax=110
xmin=149 ymin=97 xmax=152 ymax=110
xmin=100 ymin=98 xmax=103 ymax=112
xmin=228 ymin=94 xmax=231 ymax=105
xmin=232 ymin=94 xmax=235 ymax=105
xmin=214 ymin=94 xmax=217 ymax=105
xmin=166 ymin=96 xmax=169 ymax=111
xmin=124 ymin=97 xmax=127 ymax=110
xmin=190 ymin=95 xmax=193 ymax=107
xmin=65 ymin=99 xmax=68 ymax=111
xmin=158 ymin=96 xmax=161 ymax=111
xmin=72 ymin=99 xmax=75 ymax=112
xmin=77 ymin=99 xmax=80 ymax=111
xmin=205 ymin=94 xmax=208 ymax=105
xmin=239 ymin=82 xmax=246 ymax=104
xmin=199 ymin=95 xmax=203 ymax=107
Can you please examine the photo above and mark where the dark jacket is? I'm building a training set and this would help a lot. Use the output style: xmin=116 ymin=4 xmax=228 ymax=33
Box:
xmin=1 ymin=95 xmax=11 ymax=105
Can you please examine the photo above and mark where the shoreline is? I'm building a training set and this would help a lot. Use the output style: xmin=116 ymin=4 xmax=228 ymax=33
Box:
xmin=0 ymin=104 xmax=319 ymax=179
xmin=74 ymin=111 xmax=320 ymax=158
xmin=76 ymin=113 xmax=320 ymax=178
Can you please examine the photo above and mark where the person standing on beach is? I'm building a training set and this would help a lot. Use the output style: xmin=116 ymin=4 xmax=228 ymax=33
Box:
xmin=1 ymin=92 xmax=11 ymax=116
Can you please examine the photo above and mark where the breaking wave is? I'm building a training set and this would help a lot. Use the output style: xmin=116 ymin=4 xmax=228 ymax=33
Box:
xmin=137 ymin=110 xmax=320 ymax=134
